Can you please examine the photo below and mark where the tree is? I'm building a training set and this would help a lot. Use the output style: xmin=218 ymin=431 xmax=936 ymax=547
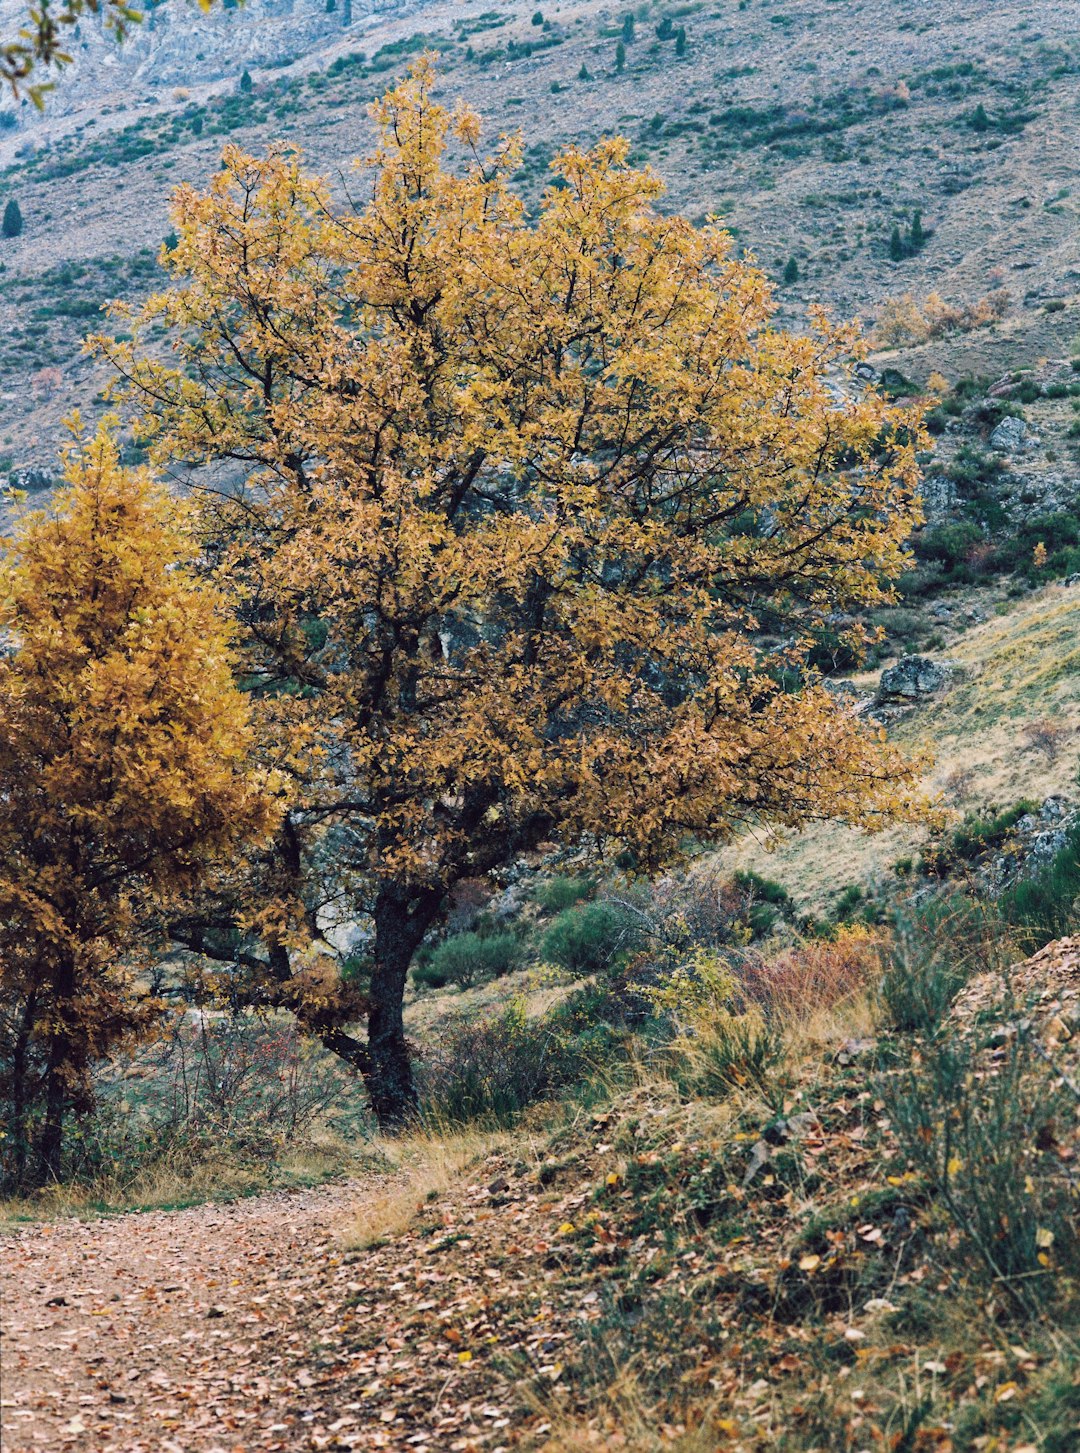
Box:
xmin=889 ymin=224 xmax=905 ymax=262
xmin=657 ymin=16 xmax=674 ymax=39
xmin=2 ymin=198 xmax=22 ymax=237
xmin=970 ymin=103 xmax=989 ymax=133
xmin=910 ymin=209 xmax=925 ymax=249
xmin=97 ymin=61 xmax=927 ymax=1128
xmin=615 ymin=40 xmax=626 ymax=72
xmin=621 ymin=13 xmax=635 ymax=42
xmin=239 ymin=68 xmax=253 ymax=93
xmin=675 ymin=26 xmax=687 ymax=56
xmin=0 ymin=425 xmax=278 ymax=1185
xmin=783 ymin=255 xmax=799 ymax=284
xmin=578 ymin=61 xmax=591 ymax=80
xmin=532 ymin=9 xmax=544 ymax=23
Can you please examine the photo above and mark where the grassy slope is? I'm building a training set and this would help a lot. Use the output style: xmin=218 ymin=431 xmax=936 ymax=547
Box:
xmin=723 ymin=581 xmax=1080 ymax=916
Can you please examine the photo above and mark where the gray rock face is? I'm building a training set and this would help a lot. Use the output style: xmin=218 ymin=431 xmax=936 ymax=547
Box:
xmin=8 ymin=467 xmax=56 ymax=492
xmin=919 ymin=473 xmax=960 ymax=520
xmin=989 ymin=416 xmax=1029 ymax=454
xmin=878 ymin=655 xmax=955 ymax=700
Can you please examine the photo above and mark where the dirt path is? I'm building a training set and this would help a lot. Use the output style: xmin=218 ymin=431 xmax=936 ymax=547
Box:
xmin=1 ymin=1180 xmax=383 ymax=1451
xmin=0 ymin=1143 xmax=576 ymax=1453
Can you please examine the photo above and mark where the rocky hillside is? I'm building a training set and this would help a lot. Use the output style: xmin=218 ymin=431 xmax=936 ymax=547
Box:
xmin=1 ymin=0 xmax=1078 ymax=475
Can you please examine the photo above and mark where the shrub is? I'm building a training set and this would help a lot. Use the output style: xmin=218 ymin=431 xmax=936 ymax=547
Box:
xmin=732 ymin=868 xmax=793 ymax=939
xmin=542 ymin=901 xmax=642 ymax=975
xmin=783 ymin=255 xmax=799 ymax=284
xmin=414 ymin=930 xmax=523 ymax=990
xmin=1023 ymin=717 xmax=1070 ymax=763
xmin=877 ymin=896 xmax=1005 ymax=1035
xmin=999 ymin=821 xmax=1080 ymax=952
xmin=882 ymin=1020 xmax=1079 ymax=1313
xmin=740 ymin=928 xmax=879 ymax=1017
xmin=417 ymin=1001 xmax=601 ymax=1124
xmin=534 ymin=874 xmax=595 ymax=915
xmin=2 ymin=199 xmax=22 ymax=238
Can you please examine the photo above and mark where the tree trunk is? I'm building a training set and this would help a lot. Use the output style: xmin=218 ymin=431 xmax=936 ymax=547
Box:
xmin=37 ymin=1036 xmax=68 ymax=1186
xmin=36 ymin=955 xmax=75 ymax=1185
xmin=365 ymin=883 xmax=440 ymax=1131
xmin=6 ymin=990 xmax=36 ymax=1189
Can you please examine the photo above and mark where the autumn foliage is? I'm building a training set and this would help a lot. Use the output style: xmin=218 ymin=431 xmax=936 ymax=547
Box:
xmin=0 ymin=426 xmax=277 ymax=1184
xmin=90 ymin=60 xmax=929 ymax=1126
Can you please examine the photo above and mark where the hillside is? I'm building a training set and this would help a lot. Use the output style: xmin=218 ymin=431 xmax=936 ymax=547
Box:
xmin=1 ymin=0 xmax=1079 ymax=475
xmin=3 ymin=935 xmax=1079 ymax=1449
xmin=1 ymin=3 xmax=1078 ymax=1449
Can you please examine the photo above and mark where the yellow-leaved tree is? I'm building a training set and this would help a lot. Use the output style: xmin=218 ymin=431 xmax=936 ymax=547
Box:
xmin=97 ymin=61 xmax=928 ymax=1127
xmin=0 ymin=424 xmax=279 ymax=1186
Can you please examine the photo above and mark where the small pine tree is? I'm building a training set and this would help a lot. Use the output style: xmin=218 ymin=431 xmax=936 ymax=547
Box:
xmin=616 ymin=40 xmax=626 ymax=72
xmin=532 ymin=8 xmax=544 ymax=23
xmin=325 ymin=0 xmax=336 ymax=12
xmin=578 ymin=62 xmax=591 ymax=81
xmin=343 ymin=0 xmax=352 ymax=22
xmin=657 ymin=16 xmax=674 ymax=40
xmin=889 ymin=224 xmax=904 ymax=262
xmin=910 ymin=209 xmax=925 ymax=248
xmin=783 ymin=256 xmax=799 ymax=285
xmin=621 ymin=13 xmax=635 ymax=42
xmin=970 ymin=103 xmax=989 ymax=132
xmin=2 ymin=199 xmax=22 ymax=238
xmin=239 ymin=68 xmax=253 ymax=93
xmin=675 ymin=26 xmax=687 ymax=56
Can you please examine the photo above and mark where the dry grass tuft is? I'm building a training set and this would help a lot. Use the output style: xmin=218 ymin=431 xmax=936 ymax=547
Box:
xmin=340 ymin=1128 xmax=517 ymax=1251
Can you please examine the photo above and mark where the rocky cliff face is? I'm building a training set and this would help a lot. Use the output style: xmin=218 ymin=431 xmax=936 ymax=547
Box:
xmin=0 ymin=0 xmax=398 ymax=123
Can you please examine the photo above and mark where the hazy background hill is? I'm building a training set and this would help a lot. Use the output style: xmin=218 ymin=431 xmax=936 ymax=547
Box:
xmin=1 ymin=0 xmax=1078 ymax=475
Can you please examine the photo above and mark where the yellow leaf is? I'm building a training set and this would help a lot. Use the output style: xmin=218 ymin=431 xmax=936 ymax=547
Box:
xmin=1035 ymin=1227 xmax=1054 ymax=1248
xmin=558 ymin=1222 xmax=575 ymax=1236
xmin=799 ymin=1254 xmax=821 ymax=1272
xmin=457 ymin=1350 xmax=473 ymax=1363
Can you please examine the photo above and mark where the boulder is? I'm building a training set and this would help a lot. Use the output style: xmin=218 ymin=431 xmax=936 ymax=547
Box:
xmin=877 ymin=655 xmax=955 ymax=701
xmin=989 ymin=416 xmax=1029 ymax=454
xmin=919 ymin=473 xmax=959 ymax=520
xmin=8 ymin=467 xmax=56 ymax=492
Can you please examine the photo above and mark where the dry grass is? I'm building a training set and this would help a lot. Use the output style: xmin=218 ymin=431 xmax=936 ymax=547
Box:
xmin=0 ymin=1138 xmax=358 ymax=1228
xmin=530 ymin=1371 xmax=737 ymax=1451
xmin=719 ymin=583 xmax=1080 ymax=914
xmin=339 ymin=1127 xmax=519 ymax=1251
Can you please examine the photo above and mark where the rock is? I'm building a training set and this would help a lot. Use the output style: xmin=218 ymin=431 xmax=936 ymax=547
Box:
xmin=8 ymin=466 xmax=56 ymax=492
xmin=920 ymin=473 xmax=960 ymax=520
xmin=877 ymin=656 xmax=955 ymax=701
xmin=990 ymin=416 xmax=1029 ymax=454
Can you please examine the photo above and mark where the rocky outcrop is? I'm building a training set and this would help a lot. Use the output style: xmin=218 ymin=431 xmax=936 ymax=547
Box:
xmin=877 ymin=655 xmax=956 ymax=702
xmin=989 ymin=416 xmax=1032 ymax=454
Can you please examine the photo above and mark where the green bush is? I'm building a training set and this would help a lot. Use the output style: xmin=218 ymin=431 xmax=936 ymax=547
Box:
xmin=417 ymin=1001 xmax=611 ymax=1124
xmin=413 ymin=930 xmax=523 ymax=990
xmin=535 ymin=875 xmax=595 ymax=915
xmin=541 ymin=901 xmax=642 ymax=975
xmin=999 ymin=822 xmax=1080 ymax=952
xmin=877 ymin=896 xmax=1003 ymax=1036
xmin=882 ymin=1022 xmax=1080 ymax=1313
xmin=2 ymin=199 xmax=22 ymax=239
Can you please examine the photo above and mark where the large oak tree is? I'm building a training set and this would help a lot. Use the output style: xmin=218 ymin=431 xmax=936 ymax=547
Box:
xmin=98 ymin=61 xmax=927 ymax=1127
